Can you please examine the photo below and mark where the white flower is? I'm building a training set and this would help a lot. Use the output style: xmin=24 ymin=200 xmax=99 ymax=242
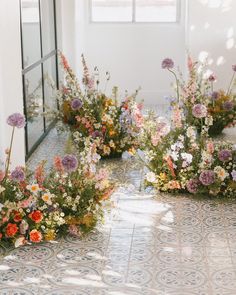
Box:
xmin=0 ymin=203 xmax=4 ymax=211
xmin=186 ymin=126 xmax=197 ymax=139
xmin=15 ymin=237 xmax=26 ymax=248
xmin=26 ymin=184 xmax=41 ymax=194
xmin=0 ymin=186 xmax=5 ymax=194
xmin=146 ymin=172 xmax=157 ymax=183
xmin=205 ymin=115 xmax=213 ymax=126
xmin=181 ymin=153 xmax=193 ymax=168
xmin=214 ymin=166 xmax=229 ymax=181
xmin=170 ymin=151 xmax=179 ymax=161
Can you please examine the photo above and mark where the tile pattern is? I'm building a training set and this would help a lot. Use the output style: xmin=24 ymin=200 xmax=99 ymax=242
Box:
xmin=1 ymin=127 xmax=236 ymax=295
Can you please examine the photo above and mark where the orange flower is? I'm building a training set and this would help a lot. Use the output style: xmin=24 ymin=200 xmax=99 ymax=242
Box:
xmin=6 ymin=223 xmax=18 ymax=237
xmin=29 ymin=210 xmax=43 ymax=223
xmin=13 ymin=211 xmax=22 ymax=223
xmin=30 ymin=229 xmax=42 ymax=243
xmin=168 ymin=180 xmax=181 ymax=190
xmin=165 ymin=156 xmax=176 ymax=178
xmin=0 ymin=233 xmax=3 ymax=239
xmin=53 ymin=156 xmax=63 ymax=172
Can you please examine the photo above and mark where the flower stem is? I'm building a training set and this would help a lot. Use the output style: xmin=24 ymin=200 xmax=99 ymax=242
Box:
xmin=168 ymin=69 xmax=180 ymax=104
xmin=227 ymin=72 xmax=235 ymax=95
xmin=4 ymin=126 xmax=15 ymax=180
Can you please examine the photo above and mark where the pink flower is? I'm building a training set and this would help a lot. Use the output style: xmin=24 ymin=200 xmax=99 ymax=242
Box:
xmin=192 ymin=104 xmax=207 ymax=118
xmin=18 ymin=196 xmax=33 ymax=208
xmin=206 ymin=141 xmax=214 ymax=154
xmin=53 ymin=156 xmax=64 ymax=172
xmin=96 ymin=168 xmax=109 ymax=181
xmin=187 ymin=56 xmax=194 ymax=71
xmin=151 ymin=134 xmax=161 ymax=147
xmin=208 ymin=74 xmax=217 ymax=82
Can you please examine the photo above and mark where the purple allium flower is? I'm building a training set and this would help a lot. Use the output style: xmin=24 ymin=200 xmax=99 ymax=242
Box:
xmin=232 ymin=64 xmax=236 ymax=72
xmin=211 ymin=91 xmax=219 ymax=101
xmin=223 ymin=101 xmax=234 ymax=111
xmin=92 ymin=130 xmax=102 ymax=138
xmin=71 ymin=98 xmax=83 ymax=110
xmin=208 ymin=74 xmax=217 ymax=82
xmin=218 ymin=149 xmax=232 ymax=162
xmin=7 ymin=113 xmax=25 ymax=128
xmin=61 ymin=154 xmax=78 ymax=172
xmin=231 ymin=170 xmax=236 ymax=181
xmin=199 ymin=170 xmax=215 ymax=186
xmin=161 ymin=58 xmax=174 ymax=69
xmin=192 ymin=104 xmax=208 ymax=118
xmin=186 ymin=179 xmax=199 ymax=194
xmin=11 ymin=167 xmax=25 ymax=182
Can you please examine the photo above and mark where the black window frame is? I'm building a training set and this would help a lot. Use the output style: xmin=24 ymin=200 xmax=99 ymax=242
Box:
xmin=19 ymin=0 xmax=59 ymax=160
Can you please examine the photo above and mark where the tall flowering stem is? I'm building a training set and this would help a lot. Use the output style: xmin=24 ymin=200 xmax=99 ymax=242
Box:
xmin=227 ymin=71 xmax=235 ymax=95
xmin=4 ymin=127 xmax=15 ymax=181
xmin=168 ymin=69 xmax=180 ymax=103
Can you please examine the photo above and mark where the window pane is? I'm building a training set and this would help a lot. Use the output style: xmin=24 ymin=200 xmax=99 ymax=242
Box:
xmin=91 ymin=0 xmax=133 ymax=22
xmin=135 ymin=0 xmax=177 ymax=22
xmin=21 ymin=0 xmax=41 ymax=67
xmin=43 ymin=56 xmax=57 ymax=128
xmin=24 ymin=66 xmax=44 ymax=150
xmin=40 ymin=0 xmax=56 ymax=55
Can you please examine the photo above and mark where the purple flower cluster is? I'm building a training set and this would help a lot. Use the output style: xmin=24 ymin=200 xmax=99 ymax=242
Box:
xmin=186 ymin=179 xmax=199 ymax=194
xmin=161 ymin=58 xmax=174 ymax=69
xmin=92 ymin=130 xmax=102 ymax=138
xmin=232 ymin=64 xmax=236 ymax=72
xmin=11 ymin=167 xmax=25 ymax=182
xmin=211 ymin=91 xmax=219 ymax=101
xmin=231 ymin=170 xmax=236 ymax=181
xmin=7 ymin=113 xmax=25 ymax=128
xmin=62 ymin=154 xmax=78 ymax=172
xmin=218 ymin=149 xmax=232 ymax=162
xmin=192 ymin=104 xmax=207 ymax=118
xmin=223 ymin=101 xmax=234 ymax=111
xmin=199 ymin=170 xmax=215 ymax=186
xmin=71 ymin=98 xmax=83 ymax=111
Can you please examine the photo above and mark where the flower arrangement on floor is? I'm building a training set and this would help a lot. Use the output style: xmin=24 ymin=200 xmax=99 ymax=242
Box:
xmin=0 ymin=113 xmax=113 ymax=247
xmin=54 ymin=52 xmax=143 ymax=158
xmin=161 ymin=57 xmax=236 ymax=136
xmin=141 ymin=108 xmax=236 ymax=198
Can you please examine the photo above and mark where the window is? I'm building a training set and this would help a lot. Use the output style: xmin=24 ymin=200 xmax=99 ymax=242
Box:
xmin=91 ymin=0 xmax=179 ymax=23
xmin=20 ymin=0 xmax=58 ymax=158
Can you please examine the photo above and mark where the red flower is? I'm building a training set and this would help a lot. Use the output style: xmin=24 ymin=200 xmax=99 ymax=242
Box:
xmin=13 ymin=211 xmax=22 ymax=223
xmin=0 ymin=233 xmax=2 ymax=239
xmin=30 ymin=229 xmax=42 ymax=243
xmin=6 ymin=223 xmax=18 ymax=237
xmin=29 ymin=210 xmax=43 ymax=223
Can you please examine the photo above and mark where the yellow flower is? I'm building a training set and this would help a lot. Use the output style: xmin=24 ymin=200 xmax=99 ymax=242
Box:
xmin=44 ymin=229 xmax=56 ymax=241
xmin=103 ymin=145 xmax=111 ymax=155
xmin=81 ymin=214 xmax=94 ymax=227
xmin=159 ymin=173 xmax=167 ymax=181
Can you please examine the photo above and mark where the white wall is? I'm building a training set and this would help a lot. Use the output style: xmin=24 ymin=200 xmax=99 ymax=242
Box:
xmin=80 ymin=1 xmax=186 ymax=105
xmin=0 ymin=0 xmax=25 ymax=168
xmin=187 ymin=0 xmax=236 ymax=90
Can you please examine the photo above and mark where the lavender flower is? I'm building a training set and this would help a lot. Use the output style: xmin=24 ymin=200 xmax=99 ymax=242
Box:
xmin=161 ymin=58 xmax=174 ymax=69
xmin=231 ymin=170 xmax=236 ymax=181
xmin=192 ymin=104 xmax=207 ymax=118
xmin=92 ymin=130 xmax=102 ymax=138
xmin=208 ymin=74 xmax=217 ymax=82
xmin=186 ymin=179 xmax=199 ymax=194
xmin=199 ymin=170 xmax=215 ymax=186
xmin=232 ymin=64 xmax=236 ymax=72
xmin=223 ymin=101 xmax=234 ymax=111
xmin=211 ymin=91 xmax=219 ymax=101
xmin=71 ymin=98 xmax=83 ymax=110
xmin=62 ymin=155 xmax=78 ymax=172
xmin=7 ymin=113 xmax=25 ymax=128
xmin=11 ymin=167 xmax=25 ymax=182
xmin=218 ymin=149 xmax=232 ymax=162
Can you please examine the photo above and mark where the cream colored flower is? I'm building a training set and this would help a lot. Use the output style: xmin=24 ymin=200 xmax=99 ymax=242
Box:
xmin=146 ymin=172 xmax=157 ymax=183
xmin=42 ymin=192 xmax=53 ymax=205
xmin=26 ymin=183 xmax=41 ymax=194
xmin=214 ymin=166 xmax=229 ymax=181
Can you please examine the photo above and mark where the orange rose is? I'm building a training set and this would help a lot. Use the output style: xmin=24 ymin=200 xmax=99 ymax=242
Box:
xmin=6 ymin=223 xmax=18 ymax=237
xmin=13 ymin=211 xmax=22 ymax=223
xmin=29 ymin=210 xmax=43 ymax=223
xmin=30 ymin=229 xmax=42 ymax=243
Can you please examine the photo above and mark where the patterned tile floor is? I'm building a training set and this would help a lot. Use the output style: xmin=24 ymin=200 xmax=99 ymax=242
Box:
xmin=1 ymin=127 xmax=236 ymax=295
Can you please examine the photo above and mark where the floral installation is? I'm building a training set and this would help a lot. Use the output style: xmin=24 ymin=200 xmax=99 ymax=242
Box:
xmin=141 ymin=108 xmax=236 ymax=198
xmin=0 ymin=113 xmax=113 ymax=248
xmin=51 ymin=52 xmax=144 ymax=158
xmin=162 ymin=57 xmax=236 ymax=136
